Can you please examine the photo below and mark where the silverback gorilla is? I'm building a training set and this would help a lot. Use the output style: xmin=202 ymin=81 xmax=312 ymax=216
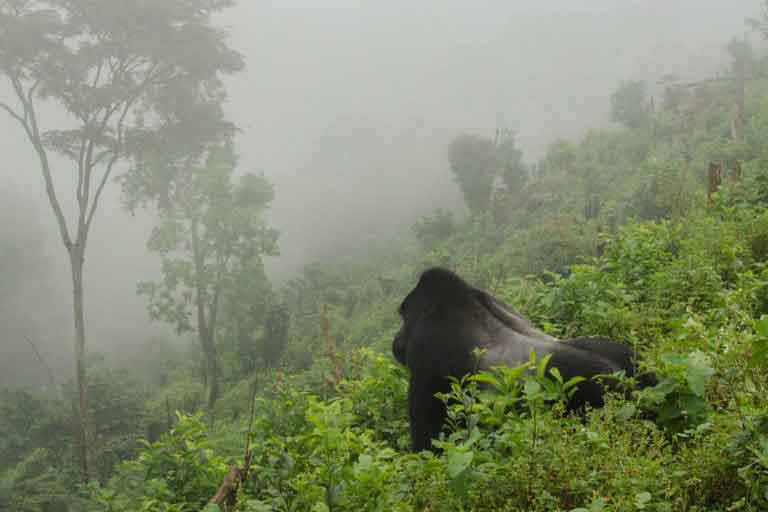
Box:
xmin=393 ymin=267 xmax=656 ymax=452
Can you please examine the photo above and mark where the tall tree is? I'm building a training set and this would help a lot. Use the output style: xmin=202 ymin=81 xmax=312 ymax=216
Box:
xmin=497 ymin=135 xmax=527 ymax=193
xmin=610 ymin=80 xmax=651 ymax=130
xmin=447 ymin=133 xmax=498 ymax=214
xmin=0 ymin=0 xmax=242 ymax=481
xmin=222 ymin=252 xmax=274 ymax=375
xmin=261 ymin=303 xmax=290 ymax=370
xmin=124 ymin=143 xmax=279 ymax=410
xmin=725 ymin=37 xmax=753 ymax=142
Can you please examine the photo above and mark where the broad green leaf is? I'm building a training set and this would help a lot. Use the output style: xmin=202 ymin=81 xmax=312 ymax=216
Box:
xmin=446 ymin=448 xmax=474 ymax=479
xmin=548 ymin=366 xmax=564 ymax=385
xmin=524 ymin=379 xmax=542 ymax=399
xmin=470 ymin=372 xmax=501 ymax=388
xmin=354 ymin=454 xmax=373 ymax=475
xmin=755 ymin=316 xmax=768 ymax=337
xmin=616 ymin=404 xmax=637 ymax=421
xmin=564 ymin=376 xmax=587 ymax=390
xmin=685 ymin=351 xmax=714 ymax=397
xmin=536 ymin=352 xmax=553 ymax=380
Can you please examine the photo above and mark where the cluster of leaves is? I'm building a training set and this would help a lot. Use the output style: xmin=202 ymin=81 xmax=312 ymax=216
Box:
xmin=79 ymin=335 xmax=753 ymax=511
xmin=90 ymin=413 xmax=229 ymax=512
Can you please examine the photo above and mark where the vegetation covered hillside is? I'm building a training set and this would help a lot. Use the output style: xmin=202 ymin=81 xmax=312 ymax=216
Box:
xmin=5 ymin=4 xmax=768 ymax=512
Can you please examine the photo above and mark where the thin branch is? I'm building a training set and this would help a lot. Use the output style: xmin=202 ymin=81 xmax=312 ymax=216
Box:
xmin=91 ymin=62 xmax=103 ymax=91
xmin=91 ymin=148 xmax=111 ymax=167
xmin=76 ymin=132 xmax=87 ymax=204
xmin=84 ymin=158 xmax=115 ymax=236
xmin=0 ymin=101 xmax=27 ymax=125
xmin=9 ymin=74 xmax=73 ymax=249
xmin=26 ymin=78 xmax=40 ymax=107
xmin=78 ymin=133 xmax=96 ymax=238
xmin=210 ymin=280 xmax=222 ymax=336
xmin=84 ymin=100 xmax=131 ymax=235
xmin=207 ymin=378 xmax=258 ymax=509
xmin=242 ymin=377 xmax=259 ymax=481
xmin=83 ymin=60 xmax=167 ymax=235
xmin=24 ymin=336 xmax=57 ymax=392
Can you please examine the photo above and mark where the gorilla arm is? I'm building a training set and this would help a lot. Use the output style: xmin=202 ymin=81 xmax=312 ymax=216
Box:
xmin=408 ymin=374 xmax=450 ymax=452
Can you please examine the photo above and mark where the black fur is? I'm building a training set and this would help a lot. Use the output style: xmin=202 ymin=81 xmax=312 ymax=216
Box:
xmin=393 ymin=267 xmax=656 ymax=452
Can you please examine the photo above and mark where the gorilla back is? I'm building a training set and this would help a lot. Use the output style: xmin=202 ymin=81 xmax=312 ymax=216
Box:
xmin=393 ymin=267 xmax=654 ymax=452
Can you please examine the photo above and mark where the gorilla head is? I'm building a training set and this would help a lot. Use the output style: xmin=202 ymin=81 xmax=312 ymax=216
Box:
xmin=393 ymin=267 xmax=655 ymax=452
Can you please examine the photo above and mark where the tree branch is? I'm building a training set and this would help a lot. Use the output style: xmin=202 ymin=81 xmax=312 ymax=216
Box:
xmin=8 ymin=75 xmax=73 ymax=249
xmin=83 ymin=60 xmax=166 ymax=237
xmin=26 ymin=78 xmax=40 ymax=107
xmin=24 ymin=336 xmax=57 ymax=393
xmin=84 ymin=99 xmax=133 ymax=236
xmin=76 ymin=131 xmax=87 ymax=204
xmin=0 ymin=101 xmax=26 ymax=125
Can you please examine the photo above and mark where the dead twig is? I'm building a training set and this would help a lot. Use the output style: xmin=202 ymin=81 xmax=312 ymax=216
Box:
xmin=207 ymin=377 xmax=259 ymax=511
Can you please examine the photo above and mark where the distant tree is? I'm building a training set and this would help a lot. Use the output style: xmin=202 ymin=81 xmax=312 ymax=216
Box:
xmin=748 ymin=2 xmax=768 ymax=38
xmin=448 ymin=134 xmax=498 ymax=213
xmin=124 ymin=143 xmax=279 ymax=409
xmin=222 ymin=258 xmax=274 ymax=375
xmin=661 ymin=85 xmax=689 ymax=113
xmin=610 ymin=80 xmax=651 ymax=130
xmin=725 ymin=37 xmax=754 ymax=142
xmin=497 ymin=136 xmax=527 ymax=193
xmin=412 ymin=208 xmax=456 ymax=247
xmin=261 ymin=303 xmax=290 ymax=369
xmin=538 ymin=139 xmax=577 ymax=176
xmin=0 ymin=0 xmax=242 ymax=482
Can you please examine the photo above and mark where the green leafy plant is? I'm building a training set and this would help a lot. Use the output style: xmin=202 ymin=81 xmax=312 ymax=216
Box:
xmin=640 ymin=351 xmax=715 ymax=436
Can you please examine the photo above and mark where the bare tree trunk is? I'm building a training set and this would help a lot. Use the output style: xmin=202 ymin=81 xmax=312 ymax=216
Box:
xmin=204 ymin=334 xmax=220 ymax=410
xmin=195 ymin=289 xmax=220 ymax=410
xmin=191 ymin=219 xmax=221 ymax=411
xmin=69 ymin=246 xmax=89 ymax=483
xmin=733 ymin=55 xmax=745 ymax=142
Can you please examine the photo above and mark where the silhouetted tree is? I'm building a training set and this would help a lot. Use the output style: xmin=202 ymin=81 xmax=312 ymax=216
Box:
xmin=448 ymin=134 xmax=498 ymax=213
xmin=610 ymin=80 xmax=651 ymax=130
xmin=261 ymin=304 xmax=290 ymax=369
xmin=125 ymin=143 xmax=278 ymax=410
xmin=497 ymin=136 xmax=527 ymax=193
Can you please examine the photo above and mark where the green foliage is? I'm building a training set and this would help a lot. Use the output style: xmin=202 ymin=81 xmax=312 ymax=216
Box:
xmin=260 ymin=303 xmax=290 ymax=370
xmin=90 ymin=413 xmax=228 ymax=512
xmin=497 ymin=135 xmax=528 ymax=193
xmin=0 ymin=448 xmax=75 ymax=512
xmin=24 ymin=200 xmax=768 ymax=510
xmin=448 ymin=133 xmax=499 ymax=213
xmin=412 ymin=208 xmax=456 ymax=247
xmin=639 ymin=351 xmax=715 ymax=436
xmin=610 ymin=80 xmax=652 ymax=130
xmin=128 ymin=142 xmax=279 ymax=406
xmin=446 ymin=132 xmax=529 ymax=217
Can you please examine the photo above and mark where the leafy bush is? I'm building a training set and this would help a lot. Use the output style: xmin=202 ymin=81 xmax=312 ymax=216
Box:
xmin=90 ymin=414 xmax=228 ymax=512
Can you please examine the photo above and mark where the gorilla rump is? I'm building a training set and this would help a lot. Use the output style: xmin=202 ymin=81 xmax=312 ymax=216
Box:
xmin=393 ymin=267 xmax=655 ymax=452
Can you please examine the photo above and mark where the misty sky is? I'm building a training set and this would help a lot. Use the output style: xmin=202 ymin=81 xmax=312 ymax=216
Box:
xmin=0 ymin=0 xmax=758 ymax=386
xmin=224 ymin=0 xmax=755 ymax=273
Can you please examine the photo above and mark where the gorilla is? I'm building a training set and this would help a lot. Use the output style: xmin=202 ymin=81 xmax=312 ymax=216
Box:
xmin=393 ymin=267 xmax=656 ymax=452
